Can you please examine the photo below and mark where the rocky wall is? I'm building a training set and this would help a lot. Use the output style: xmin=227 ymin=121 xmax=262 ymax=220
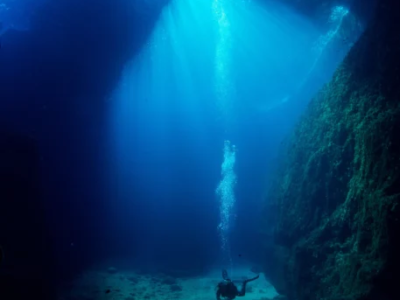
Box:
xmin=264 ymin=0 xmax=400 ymax=299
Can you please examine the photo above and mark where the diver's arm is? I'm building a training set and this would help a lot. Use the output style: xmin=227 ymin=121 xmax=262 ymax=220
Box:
xmin=238 ymin=275 xmax=260 ymax=296
xmin=216 ymin=290 xmax=222 ymax=300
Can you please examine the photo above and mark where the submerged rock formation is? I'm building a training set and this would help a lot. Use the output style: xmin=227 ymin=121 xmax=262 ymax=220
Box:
xmin=264 ymin=0 xmax=400 ymax=299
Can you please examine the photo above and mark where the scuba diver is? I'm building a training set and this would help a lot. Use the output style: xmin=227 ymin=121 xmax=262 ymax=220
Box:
xmin=216 ymin=269 xmax=259 ymax=300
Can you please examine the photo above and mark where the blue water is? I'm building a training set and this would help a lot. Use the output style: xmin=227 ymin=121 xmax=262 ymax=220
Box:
xmin=0 ymin=0 xmax=366 ymax=298
xmin=108 ymin=0 xmax=352 ymax=270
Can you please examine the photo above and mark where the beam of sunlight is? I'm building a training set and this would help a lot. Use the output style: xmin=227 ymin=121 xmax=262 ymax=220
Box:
xmin=290 ymin=5 xmax=352 ymax=103
xmin=109 ymin=0 xmax=361 ymax=262
xmin=213 ymin=0 xmax=234 ymax=125
xmin=111 ymin=0 xmax=356 ymax=144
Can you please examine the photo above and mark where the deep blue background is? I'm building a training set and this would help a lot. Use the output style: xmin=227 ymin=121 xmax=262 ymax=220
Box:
xmin=0 ymin=0 xmax=170 ymax=282
xmin=0 ymin=2 xmax=372 ymax=297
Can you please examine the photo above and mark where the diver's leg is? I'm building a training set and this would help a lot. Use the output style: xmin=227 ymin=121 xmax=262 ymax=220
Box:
xmin=237 ymin=275 xmax=260 ymax=296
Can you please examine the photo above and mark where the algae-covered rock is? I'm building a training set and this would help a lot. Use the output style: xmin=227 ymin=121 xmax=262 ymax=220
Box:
xmin=264 ymin=1 xmax=400 ymax=300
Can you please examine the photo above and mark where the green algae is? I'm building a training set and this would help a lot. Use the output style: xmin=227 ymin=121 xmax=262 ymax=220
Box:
xmin=264 ymin=1 xmax=400 ymax=299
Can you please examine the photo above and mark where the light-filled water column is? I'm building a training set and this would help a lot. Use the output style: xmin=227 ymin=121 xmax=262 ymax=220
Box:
xmin=213 ymin=0 xmax=235 ymax=125
xmin=216 ymin=140 xmax=237 ymax=267
xmin=213 ymin=0 xmax=237 ymax=267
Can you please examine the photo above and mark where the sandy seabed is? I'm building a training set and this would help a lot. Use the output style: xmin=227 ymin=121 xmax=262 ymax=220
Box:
xmin=58 ymin=266 xmax=281 ymax=300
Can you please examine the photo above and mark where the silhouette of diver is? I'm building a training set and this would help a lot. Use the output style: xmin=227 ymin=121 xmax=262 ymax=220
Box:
xmin=216 ymin=269 xmax=259 ymax=300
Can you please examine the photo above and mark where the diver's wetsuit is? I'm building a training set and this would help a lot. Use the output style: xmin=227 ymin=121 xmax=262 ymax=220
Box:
xmin=216 ymin=270 xmax=259 ymax=300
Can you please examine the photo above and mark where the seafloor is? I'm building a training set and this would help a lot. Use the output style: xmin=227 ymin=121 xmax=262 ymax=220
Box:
xmin=58 ymin=266 xmax=280 ymax=300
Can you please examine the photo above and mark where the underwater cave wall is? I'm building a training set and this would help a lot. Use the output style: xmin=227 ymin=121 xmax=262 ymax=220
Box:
xmin=264 ymin=0 xmax=400 ymax=299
